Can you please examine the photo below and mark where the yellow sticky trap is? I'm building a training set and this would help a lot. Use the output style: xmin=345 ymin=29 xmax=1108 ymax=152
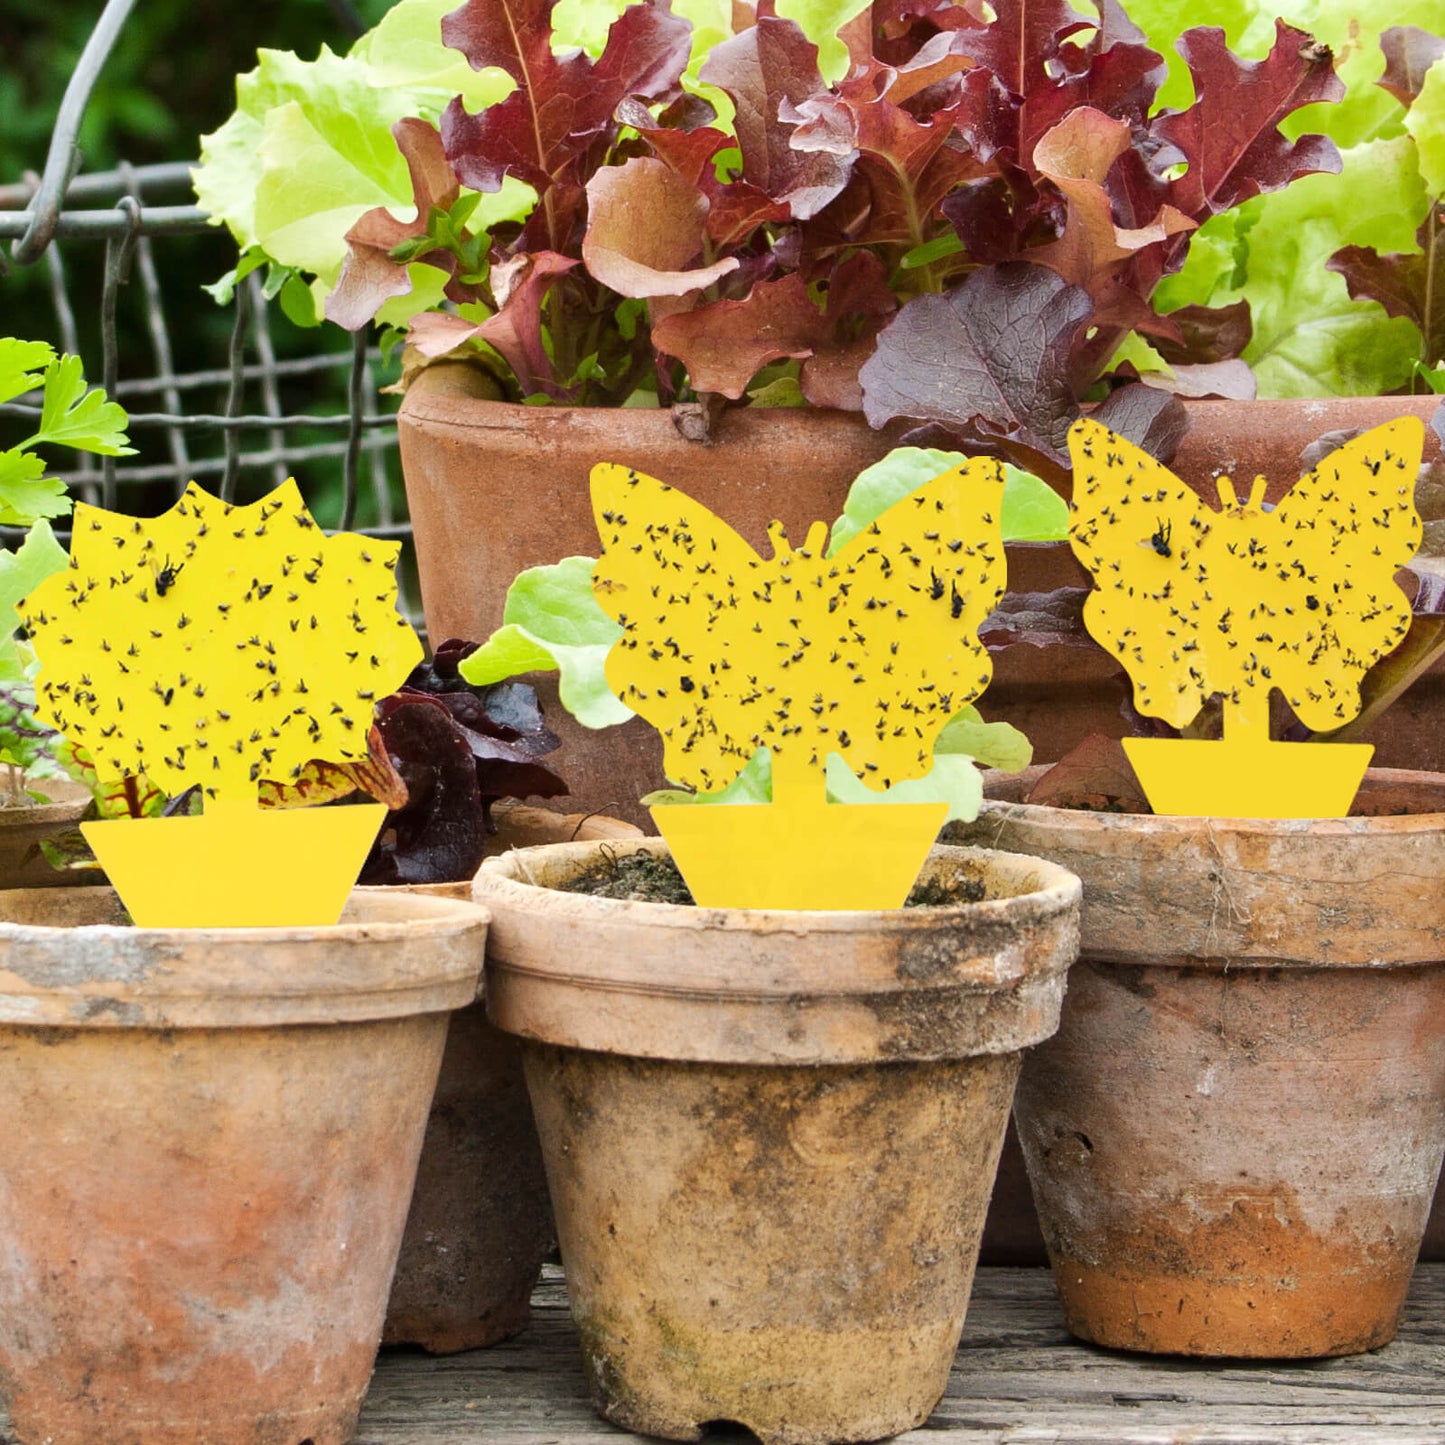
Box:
xmin=21 ymin=480 xmax=423 ymax=926
xmin=590 ymin=459 xmax=1007 ymax=908
xmin=1068 ymin=417 xmax=1423 ymax=818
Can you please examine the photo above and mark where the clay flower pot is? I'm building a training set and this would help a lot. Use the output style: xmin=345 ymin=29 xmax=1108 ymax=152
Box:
xmin=398 ymin=373 xmax=1445 ymax=820
xmin=473 ymin=837 xmax=1080 ymax=1445
xmin=952 ymin=767 xmax=1445 ymax=1357
xmin=0 ymin=884 xmax=487 ymax=1445
xmin=0 ymin=779 xmax=101 ymax=890
xmin=377 ymin=804 xmax=643 ymax=1355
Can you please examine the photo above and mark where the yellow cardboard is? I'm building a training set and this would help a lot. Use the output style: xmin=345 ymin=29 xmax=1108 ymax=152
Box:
xmin=21 ymin=480 xmax=422 ymax=926
xmin=1069 ymin=417 xmax=1422 ymax=817
xmin=652 ymin=798 xmax=949 ymax=911
xmin=590 ymin=458 xmax=1006 ymax=908
xmin=81 ymin=800 xmax=387 ymax=928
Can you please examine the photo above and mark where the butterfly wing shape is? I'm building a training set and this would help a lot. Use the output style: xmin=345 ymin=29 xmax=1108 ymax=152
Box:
xmin=590 ymin=457 xmax=1007 ymax=795
xmin=822 ymin=457 xmax=1007 ymax=791
xmin=591 ymin=462 xmax=771 ymax=793
xmin=1067 ymin=416 xmax=1423 ymax=732
xmin=1268 ymin=417 xmax=1422 ymax=731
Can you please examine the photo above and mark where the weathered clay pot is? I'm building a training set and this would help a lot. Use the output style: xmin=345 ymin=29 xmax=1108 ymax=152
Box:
xmin=380 ymin=937 xmax=554 ymax=1355
xmin=950 ymin=767 xmax=1445 ymax=1357
xmin=379 ymin=808 xmax=638 ymax=1354
xmin=473 ymin=837 xmax=1080 ymax=1444
xmin=397 ymin=372 xmax=1444 ymax=821
xmin=0 ymin=885 xmax=487 ymax=1445
xmin=0 ymin=778 xmax=101 ymax=889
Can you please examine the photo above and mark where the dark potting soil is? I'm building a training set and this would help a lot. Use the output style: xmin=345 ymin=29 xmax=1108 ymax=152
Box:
xmin=560 ymin=852 xmax=988 ymax=907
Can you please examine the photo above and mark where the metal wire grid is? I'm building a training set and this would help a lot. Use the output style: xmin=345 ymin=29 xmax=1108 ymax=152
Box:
xmin=0 ymin=0 xmax=417 ymax=613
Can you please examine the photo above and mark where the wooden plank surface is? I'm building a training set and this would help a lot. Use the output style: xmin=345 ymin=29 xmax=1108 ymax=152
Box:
xmin=3 ymin=1266 xmax=1442 ymax=1444
xmin=353 ymin=1265 xmax=1445 ymax=1445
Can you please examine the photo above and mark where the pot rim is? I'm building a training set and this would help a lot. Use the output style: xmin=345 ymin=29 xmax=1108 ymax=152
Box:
xmin=476 ymin=839 xmax=1082 ymax=1064
xmin=0 ymin=883 xmax=490 ymax=944
xmin=978 ymin=763 xmax=1445 ymax=839
xmin=477 ymin=836 xmax=1080 ymax=932
xmin=0 ymin=886 xmax=491 ymax=1029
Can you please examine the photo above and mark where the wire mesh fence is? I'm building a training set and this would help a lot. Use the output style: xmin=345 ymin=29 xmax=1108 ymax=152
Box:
xmin=1 ymin=0 xmax=420 ymax=619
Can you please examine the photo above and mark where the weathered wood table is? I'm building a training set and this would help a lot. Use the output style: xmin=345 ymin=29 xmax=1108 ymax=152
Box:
xmin=353 ymin=1265 xmax=1445 ymax=1445
xmin=3 ymin=1266 xmax=1441 ymax=1443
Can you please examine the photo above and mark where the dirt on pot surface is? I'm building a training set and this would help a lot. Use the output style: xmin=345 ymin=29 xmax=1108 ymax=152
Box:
xmin=522 ymin=1041 xmax=1020 ymax=1444
xmin=558 ymin=847 xmax=990 ymax=908
xmin=0 ymin=886 xmax=486 ymax=1445
xmin=1017 ymin=958 xmax=1445 ymax=1358
xmin=382 ymin=1001 xmax=554 ymax=1355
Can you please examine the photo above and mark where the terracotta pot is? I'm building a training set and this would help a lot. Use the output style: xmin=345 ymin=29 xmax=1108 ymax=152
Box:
xmin=0 ymin=884 xmax=487 ymax=1445
xmin=950 ymin=767 xmax=1445 ymax=1357
xmin=397 ymin=373 xmax=1444 ymax=822
xmin=379 ymin=811 xmax=638 ymax=1354
xmin=381 ymin=992 xmax=554 ymax=1355
xmin=0 ymin=779 xmax=101 ymax=889
xmin=473 ymin=838 xmax=1080 ymax=1444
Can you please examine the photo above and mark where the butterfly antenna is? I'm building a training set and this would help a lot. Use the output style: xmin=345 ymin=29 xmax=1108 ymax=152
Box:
xmin=1215 ymin=476 xmax=1240 ymax=510
xmin=766 ymin=520 xmax=792 ymax=559
xmin=1247 ymin=476 xmax=1268 ymax=510
xmin=802 ymin=521 xmax=829 ymax=556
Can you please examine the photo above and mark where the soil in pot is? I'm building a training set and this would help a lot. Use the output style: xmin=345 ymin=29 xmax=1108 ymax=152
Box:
xmin=0 ymin=885 xmax=487 ymax=1445
xmin=474 ymin=838 xmax=1080 ymax=1445
xmin=951 ymin=763 xmax=1445 ymax=1357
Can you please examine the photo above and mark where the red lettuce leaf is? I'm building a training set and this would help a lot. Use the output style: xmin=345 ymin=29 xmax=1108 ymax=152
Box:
xmin=328 ymin=119 xmax=460 ymax=331
xmin=474 ymin=251 xmax=580 ymax=397
xmin=1154 ymin=20 xmax=1343 ymax=218
xmin=1378 ymin=26 xmax=1445 ymax=109
xmin=698 ymin=17 xmax=855 ymax=220
xmin=1090 ymin=381 xmax=1188 ymax=463
xmin=799 ymin=251 xmax=897 ymax=410
xmin=1326 ymin=206 xmax=1445 ymax=371
xmin=859 ymin=261 xmax=1093 ymax=475
xmin=1150 ymin=299 xmax=1253 ymax=364
xmin=441 ymin=0 xmax=691 ymax=249
xmin=359 ymin=656 xmax=567 ymax=886
xmin=651 ymin=273 xmax=824 ymax=398
xmin=582 ymin=157 xmax=741 ymax=297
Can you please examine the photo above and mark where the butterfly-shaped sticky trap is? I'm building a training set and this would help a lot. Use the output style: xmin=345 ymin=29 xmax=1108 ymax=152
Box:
xmin=1068 ymin=416 xmax=1424 ymax=819
xmin=20 ymin=480 xmax=422 ymax=927
xmin=590 ymin=458 xmax=1007 ymax=909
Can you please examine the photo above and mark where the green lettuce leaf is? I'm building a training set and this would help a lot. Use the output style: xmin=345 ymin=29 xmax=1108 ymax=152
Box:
xmin=1158 ymin=137 xmax=1429 ymax=395
xmin=934 ymin=705 xmax=1033 ymax=773
xmin=1407 ymin=58 xmax=1445 ymax=197
xmin=824 ymin=752 xmax=983 ymax=822
xmin=195 ymin=5 xmax=514 ymax=295
xmin=457 ymin=556 xmax=631 ymax=727
xmin=828 ymin=447 xmax=1067 ymax=554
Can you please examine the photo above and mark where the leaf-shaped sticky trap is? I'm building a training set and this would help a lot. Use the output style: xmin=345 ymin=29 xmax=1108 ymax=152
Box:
xmin=21 ymin=479 xmax=422 ymax=801
xmin=1068 ymin=417 xmax=1423 ymax=734
xmin=590 ymin=458 xmax=1007 ymax=797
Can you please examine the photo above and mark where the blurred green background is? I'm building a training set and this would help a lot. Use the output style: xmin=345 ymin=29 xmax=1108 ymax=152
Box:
xmin=0 ymin=0 xmax=402 ymax=530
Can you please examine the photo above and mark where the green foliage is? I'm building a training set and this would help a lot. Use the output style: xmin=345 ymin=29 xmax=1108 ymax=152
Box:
xmin=194 ymin=16 xmax=513 ymax=297
xmin=0 ymin=340 xmax=131 ymax=799
xmin=458 ymin=556 xmax=632 ymax=728
xmin=0 ymin=342 xmax=134 ymax=528
xmin=828 ymin=447 xmax=1068 ymax=554
xmin=1142 ymin=2 xmax=1444 ymax=394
